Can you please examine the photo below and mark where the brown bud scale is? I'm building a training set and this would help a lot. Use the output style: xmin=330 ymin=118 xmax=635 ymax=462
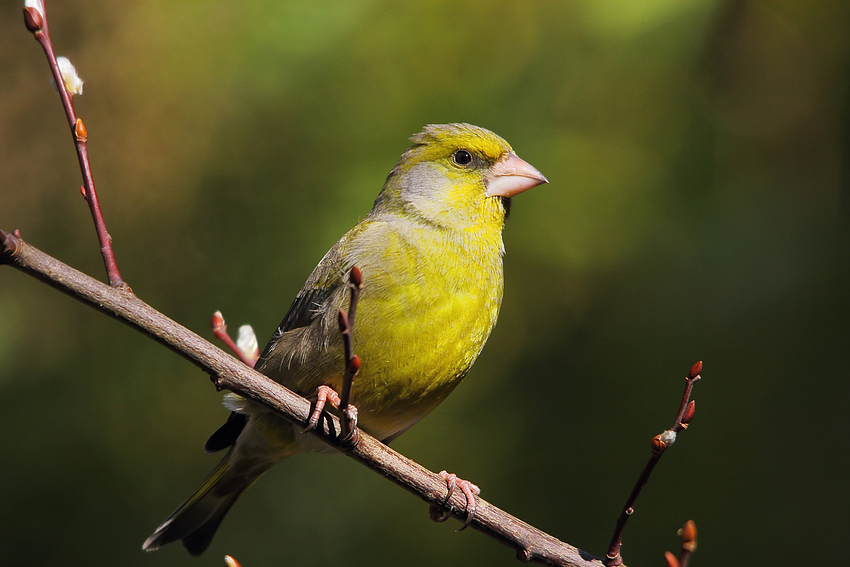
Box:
xmin=75 ymin=119 xmax=88 ymax=142
xmin=23 ymin=7 xmax=44 ymax=33
xmin=211 ymin=312 xmax=225 ymax=330
xmin=682 ymin=400 xmax=696 ymax=424
xmin=688 ymin=360 xmax=702 ymax=379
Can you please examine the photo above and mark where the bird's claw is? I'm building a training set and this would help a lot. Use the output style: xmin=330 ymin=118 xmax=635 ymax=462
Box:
xmin=340 ymin=404 xmax=359 ymax=446
xmin=304 ymin=385 xmax=342 ymax=432
xmin=304 ymin=386 xmax=360 ymax=446
xmin=430 ymin=470 xmax=480 ymax=530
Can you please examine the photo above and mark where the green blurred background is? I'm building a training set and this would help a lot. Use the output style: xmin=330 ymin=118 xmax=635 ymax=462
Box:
xmin=2 ymin=0 xmax=849 ymax=565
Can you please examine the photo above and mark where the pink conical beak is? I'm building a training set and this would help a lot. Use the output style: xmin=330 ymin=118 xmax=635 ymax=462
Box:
xmin=485 ymin=153 xmax=548 ymax=198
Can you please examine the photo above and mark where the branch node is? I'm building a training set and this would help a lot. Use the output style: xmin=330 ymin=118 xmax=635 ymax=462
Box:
xmin=209 ymin=373 xmax=224 ymax=392
xmin=0 ymin=229 xmax=23 ymax=260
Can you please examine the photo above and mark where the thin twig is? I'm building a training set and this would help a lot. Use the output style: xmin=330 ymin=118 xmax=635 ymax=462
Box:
xmin=337 ymin=266 xmax=363 ymax=445
xmin=23 ymin=1 xmax=124 ymax=288
xmin=605 ymin=362 xmax=702 ymax=566
xmin=0 ymin=231 xmax=607 ymax=567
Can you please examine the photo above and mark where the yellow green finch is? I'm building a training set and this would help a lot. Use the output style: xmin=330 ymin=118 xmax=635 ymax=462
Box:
xmin=143 ymin=123 xmax=547 ymax=555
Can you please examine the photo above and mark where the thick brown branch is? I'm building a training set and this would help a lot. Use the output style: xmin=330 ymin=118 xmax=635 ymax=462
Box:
xmin=0 ymin=230 xmax=607 ymax=567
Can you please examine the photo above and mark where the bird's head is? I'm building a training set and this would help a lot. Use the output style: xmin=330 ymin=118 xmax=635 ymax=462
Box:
xmin=374 ymin=124 xmax=547 ymax=231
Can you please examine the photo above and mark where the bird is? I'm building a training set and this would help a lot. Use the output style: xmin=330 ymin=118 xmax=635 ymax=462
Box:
xmin=143 ymin=123 xmax=547 ymax=555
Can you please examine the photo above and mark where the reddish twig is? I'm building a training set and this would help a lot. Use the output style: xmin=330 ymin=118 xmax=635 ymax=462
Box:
xmin=336 ymin=266 xmax=363 ymax=446
xmin=663 ymin=520 xmax=697 ymax=567
xmin=23 ymin=1 xmax=124 ymax=288
xmin=224 ymin=555 xmax=243 ymax=567
xmin=605 ymin=362 xmax=702 ymax=566
xmin=211 ymin=311 xmax=259 ymax=367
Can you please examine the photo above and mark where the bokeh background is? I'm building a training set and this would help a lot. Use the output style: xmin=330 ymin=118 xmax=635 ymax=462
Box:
xmin=2 ymin=0 xmax=849 ymax=565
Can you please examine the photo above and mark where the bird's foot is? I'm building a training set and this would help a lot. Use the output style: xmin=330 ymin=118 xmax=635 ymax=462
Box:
xmin=429 ymin=470 xmax=481 ymax=530
xmin=304 ymin=385 xmax=358 ymax=445
xmin=304 ymin=385 xmax=341 ymax=432
xmin=340 ymin=404 xmax=359 ymax=447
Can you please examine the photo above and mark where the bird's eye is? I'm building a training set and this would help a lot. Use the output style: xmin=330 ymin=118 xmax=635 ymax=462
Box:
xmin=452 ymin=149 xmax=473 ymax=166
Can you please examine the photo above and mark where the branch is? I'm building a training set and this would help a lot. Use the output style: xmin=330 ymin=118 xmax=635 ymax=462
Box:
xmin=604 ymin=362 xmax=701 ymax=566
xmin=24 ymin=0 xmax=124 ymax=288
xmin=0 ymin=229 xmax=607 ymax=567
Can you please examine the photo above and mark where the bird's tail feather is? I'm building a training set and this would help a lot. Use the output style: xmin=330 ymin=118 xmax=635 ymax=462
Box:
xmin=142 ymin=449 xmax=260 ymax=556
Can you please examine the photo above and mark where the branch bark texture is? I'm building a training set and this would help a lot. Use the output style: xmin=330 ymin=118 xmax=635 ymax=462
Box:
xmin=0 ymin=230 xmax=607 ymax=567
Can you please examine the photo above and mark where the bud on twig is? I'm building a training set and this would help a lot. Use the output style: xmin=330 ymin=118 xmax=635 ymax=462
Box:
xmin=211 ymin=310 xmax=225 ymax=332
xmin=74 ymin=118 xmax=87 ymax=142
xmin=688 ymin=360 xmax=702 ymax=380
xmin=682 ymin=400 xmax=696 ymax=425
xmin=224 ymin=555 xmax=243 ymax=567
xmin=50 ymin=56 xmax=84 ymax=96
xmin=651 ymin=434 xmax=667 ymax=455
xmin=236 ymin=325 xmax=259 ymax=360
xmin=664 ymin=551 xmax=680 ymax=567
xmin=679 ymin=519 xmax=697 ymax=552
xmin=23 ymin=0 xmax=44 ymax=33
xmin=349 ymin=265 xmax=362 ymax=287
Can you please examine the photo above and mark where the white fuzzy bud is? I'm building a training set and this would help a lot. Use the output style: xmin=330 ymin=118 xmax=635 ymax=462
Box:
xmin=50 ymin=56 xmax=84 ymax=96
xmin=236 ymin=325 xmax=259 ymax=359
xmin=659 ymin=429 xmax=677 ymax=447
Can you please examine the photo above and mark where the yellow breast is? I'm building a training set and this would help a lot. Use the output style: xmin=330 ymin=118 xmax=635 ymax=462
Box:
xmin=341 ymin=216 xmax=504 ymax=440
